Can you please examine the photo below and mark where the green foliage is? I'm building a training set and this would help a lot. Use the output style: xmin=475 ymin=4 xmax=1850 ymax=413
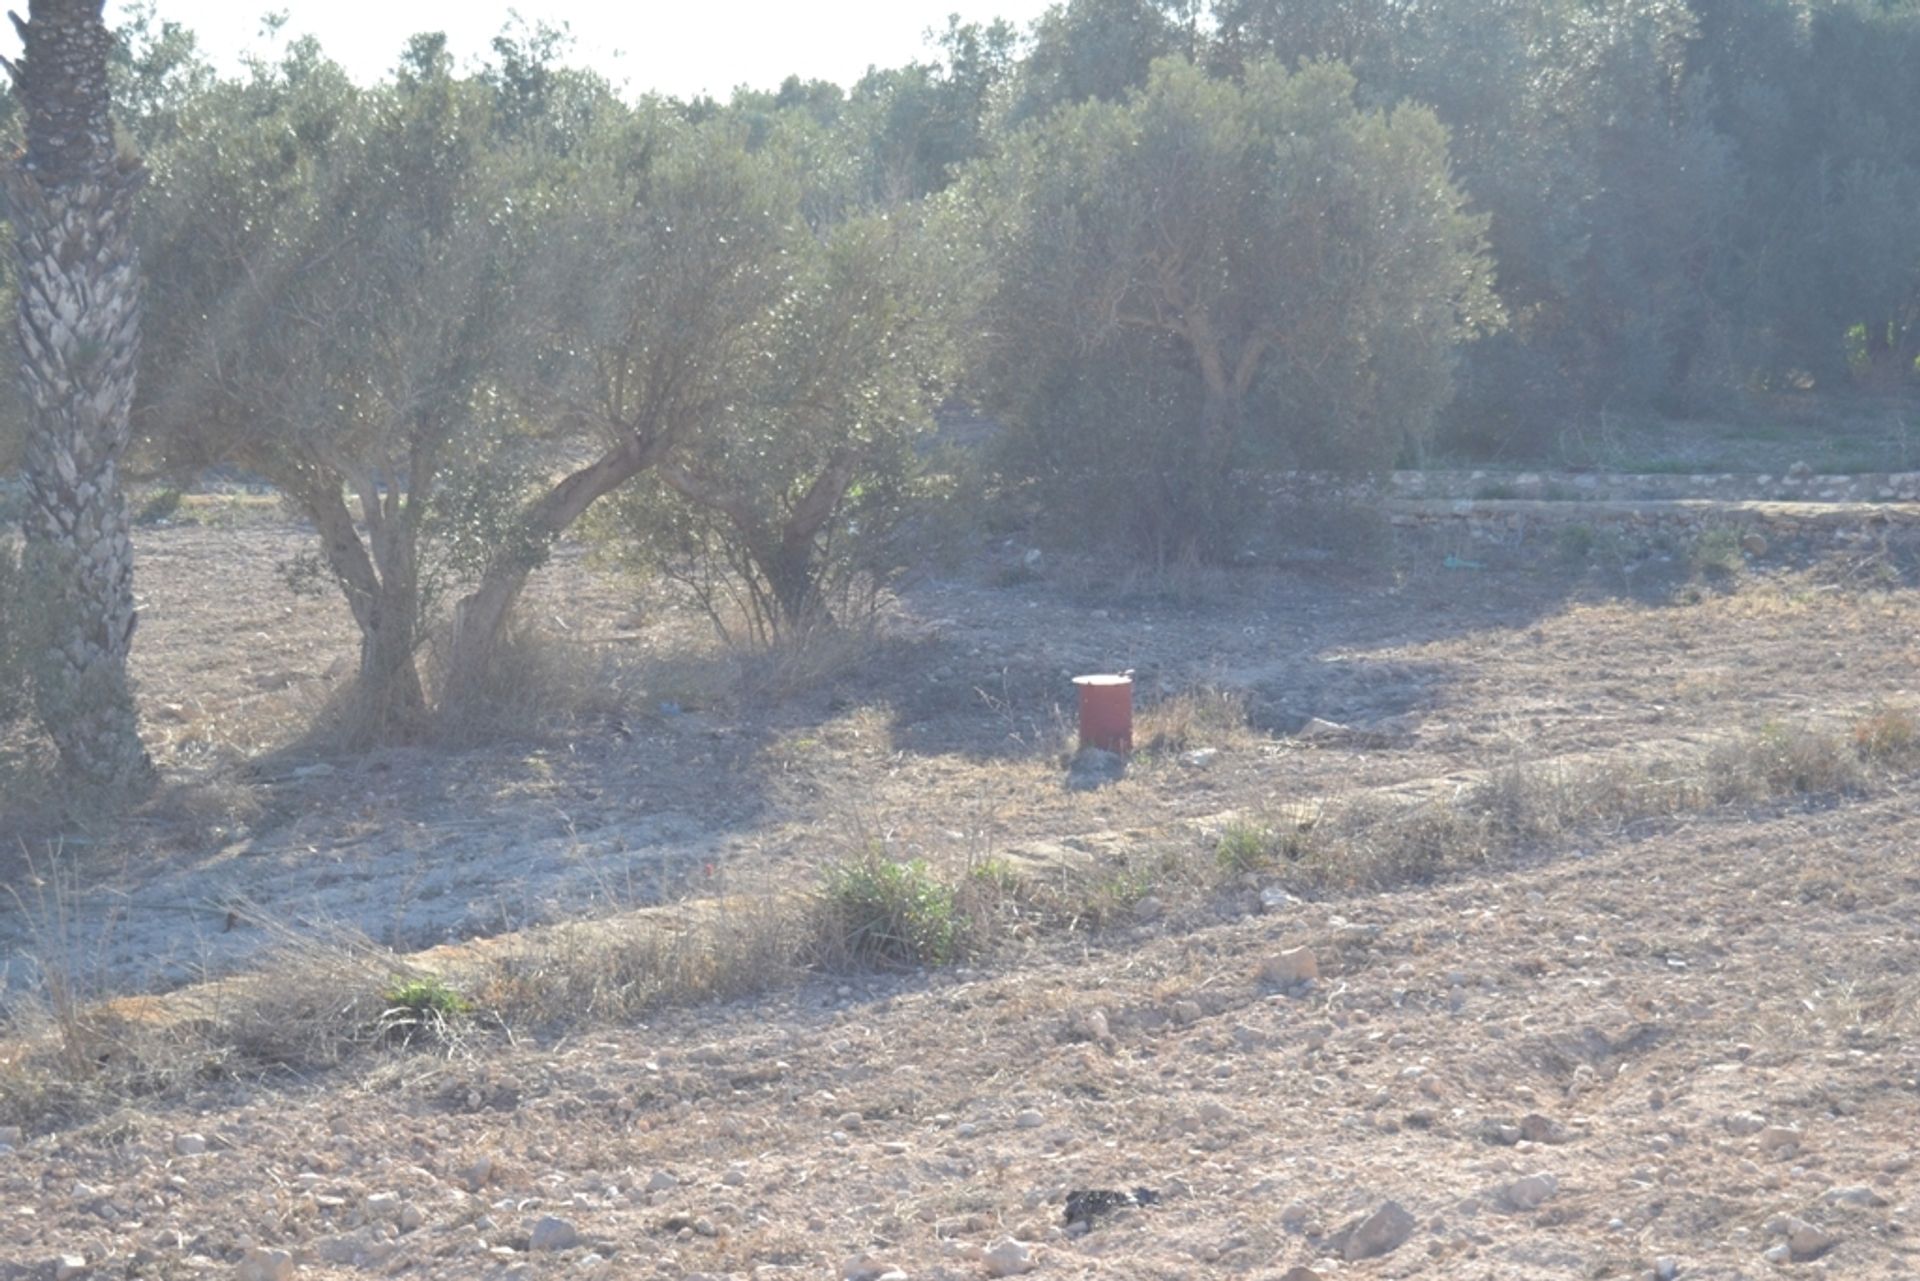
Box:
xmin=602 ymin=199 xmax=969 ymax=643
xmin=377 ymin=975 xmax=472 ymax=1047
xmin=817 ymin=852 xmax=961 ymax=968
xmin=132 ymin=488 xmax=183 ymax=526
xmin=974 ymin=56 xmax=1498 ymax=559
xmin=1689 ymin=526 xmax=1746 ymax=576
xmin=1215 ymin=821 xmax=1278 ymax=874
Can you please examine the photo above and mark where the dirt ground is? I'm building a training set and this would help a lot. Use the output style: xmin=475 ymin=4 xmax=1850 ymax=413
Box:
xmin=1 ymin=494 xmax=1918 ymax=1279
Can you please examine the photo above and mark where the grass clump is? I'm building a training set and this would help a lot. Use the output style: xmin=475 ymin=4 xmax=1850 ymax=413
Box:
xmin=1214 ymin=819 xmax=1279 ymax=874
xmin=1137 ymin=686 xmax=1251 ymax=755
xmin=815 ymin=851 xmax=962 ymax=969
xmin=377 ymin=975 xmax=471 ymax=1048
xmin=1689 ymin=526 xmax=1746 ymax=577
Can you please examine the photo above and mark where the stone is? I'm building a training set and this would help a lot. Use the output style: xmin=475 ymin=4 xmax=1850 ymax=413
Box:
xmin=1180 ymin=748 xmax=1219 ymax=769
xmin=399 ymin=1202 xmax=426 ymax=1232
xmin=1339 ymin=1200 xmax=1416 ymax=1261
xmin=53 ymin=1257 xmax=86 ymax=1281
xmin=1068 ymin=1007 xmax=1109 ymax=1041
xmin=1823 ymin=1185 xmax=1889 ymax=1208
xmin=366 ymin=1191 xmax=401 ymax=1218
xmin=983 ymin=1239 xmax=1035 ymax=1277
xmin=172 ymin=1133 xmax=208 ymax=1157
xmin=1762 ymin=1244 xmax=1791 ymax=1265
xmin=1260 ymin=947 xmax=1319 ymax=986
xmin=1015 ymin=1109 xmax=1045 ymax=1129
xmin=1654 ymin=1257 xmax=1680 ymax=1281
xmin=463 ymin=1154 xmax=495 ymax=1190
xmin=1722 ymin=1112 xmax=1768 ymax=1137
xmin=1520 ymin=1113 xmax=1569 ymax=1144
xmin=1258 ymin=886 xmax=1295 ymax=913
xmin=1503 ymin=1173 xmax=1559 ymax=1211
xmin=1066 ymin=748 xmax=1126 ymax=791
xmin=235 ymin=1247 xmax=294 ymax=1281
xmin=646 ymin=1169 xmax=678 ymax=1192
xmin=1280 ymin=1269 xmax=1323 ymax=1281
xmin=1786 ymin=1218 xmax=1837 ymax=1261
xmin=530 ymin=1216 xmax=580 ymax=1252
xmin=1132 ymin=895 xmax=1165 ymax=923
xmin=843 ymin=1254 xmax=904 ymax=1281
xmin=1758 ymin=1126 xmax=1802 ymax=1154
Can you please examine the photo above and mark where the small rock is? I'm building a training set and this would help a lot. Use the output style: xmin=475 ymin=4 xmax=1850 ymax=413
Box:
xmin=1654 ymin=1255 xmax=1680 ymax=1280
xmin=53 ymin=1257 xmax=86 ymax=1281
xmin=235 ymin=1248 xmax=294 ymax=1281
xmin=1259 ymin=947 xmax=1319 ymax=986
xmin=1823 ymin=1185 xmax=1889 ymax=1208
xmin=1762 ymin=1244 xmax=1791 ymax=1265
xmin=463 ymin=1154 xmax=495 ymax=1191
xmin=842 ymin=1254 xmax=904 ymax=1281
xmin=1279 ymin=1199 xmax=1313 ymax=1230
xmin=1519 ymin=1113 xmax=1568 ymax=1144
xmin=530 ymin=1216 xmax=580 ymax=1252
xmin=367 ymin=1191 xmax=401 ymax=1218
xmin=646 ymin=1170 xmax=678 ymax=1192
xmin=1758 ymin=1126 xmax=1803 ymax=1154
xmin=1280 ymin=1269 xmax=1323 ymax=1281
xmin=1066 ymin=748 xmax=1126 ymax=791
xmin=172 ymin=1133 xmax=208 ymax=1157
xmin=1723 ymin=1112 xmax=1768 ymax=1137
xmin=1180 ymin=748 xmax=1219 ymax=769
xmin=1015 ymin=1109 xmax=1045 ymax=1129
xmin=982 ymin=1238 xmax=1035 ymax=1277
xmin=1297 ymin=717 xmax=1353 ymax=741
xmin=1258 ymin=886 xmax=1294 ymax=913
xmin=1503 ymin=1173 xmax=1559 ymax=1211
xmin=1339 ymin=1200 xmax=1416 ymax=1261
xmin=399 ymin=1202 xmax=426 ymax=1232
xmin=1067 ymin=1008 xmax=1109 ymax=1041
xmin=1132 ymin=895 xmax=1164 ymax=923
xmin=1786 ymin=1218 xmax=1837 ymax=1261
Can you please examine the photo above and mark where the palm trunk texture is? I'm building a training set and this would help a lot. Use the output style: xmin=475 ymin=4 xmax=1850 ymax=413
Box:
xmin=3 ymin=0 xmax=152 ymax=790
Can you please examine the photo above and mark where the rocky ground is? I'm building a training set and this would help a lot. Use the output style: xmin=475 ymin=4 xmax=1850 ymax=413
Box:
xmin=3 ymin=481 xmax=1920 ymax=1280
xmin=1 ymin=781 xmax=1916 ymax=1280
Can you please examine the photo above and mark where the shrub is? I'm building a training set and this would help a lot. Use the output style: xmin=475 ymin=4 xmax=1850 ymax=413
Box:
xmin=816 ymin=852 xmax=961 ymax=969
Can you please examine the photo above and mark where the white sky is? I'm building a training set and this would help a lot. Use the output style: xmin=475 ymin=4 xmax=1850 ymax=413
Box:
xmin=44 ymin=1 xmax=1057 ymax=100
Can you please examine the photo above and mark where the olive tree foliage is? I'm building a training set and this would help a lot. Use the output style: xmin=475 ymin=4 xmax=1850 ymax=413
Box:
xmin=972 ymin=57 xmax=1499 ymax=560
xmin=608 ymin=196 xmax=973 ymax=643
xmin=138 ymin=39 xmax=526 ymax=738
xmin=437 ymin=109 xmax=814 ymax=703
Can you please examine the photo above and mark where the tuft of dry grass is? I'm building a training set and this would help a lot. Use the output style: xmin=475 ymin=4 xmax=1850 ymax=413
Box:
xmin=1135 ymin=686 xmax=1255 ymax=756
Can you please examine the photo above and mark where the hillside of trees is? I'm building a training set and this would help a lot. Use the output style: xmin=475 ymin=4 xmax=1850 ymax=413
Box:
xmin=3 ymin=0 xmax=1918 ymax=766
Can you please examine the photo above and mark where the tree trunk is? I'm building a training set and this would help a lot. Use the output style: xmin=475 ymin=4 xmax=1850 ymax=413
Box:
xmin=2 ymin=0 xmax=152 ymax=792
xmin=441 ymin=432 xmax=667 ymax=714
xmin=301 ymin=480 xmax=427 ymax=740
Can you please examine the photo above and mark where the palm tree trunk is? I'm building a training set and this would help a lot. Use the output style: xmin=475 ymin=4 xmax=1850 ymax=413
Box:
xmin=2 ymin=0 xmax=152 ymax=791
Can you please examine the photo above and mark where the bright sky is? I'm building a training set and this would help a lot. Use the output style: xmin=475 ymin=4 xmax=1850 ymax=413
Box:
xmin=52 ymin=1 xmax=1057 ymax=99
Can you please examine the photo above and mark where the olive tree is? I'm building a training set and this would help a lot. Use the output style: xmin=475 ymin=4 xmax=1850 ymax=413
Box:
xmin=613 ymin=202 xmax=970 ymax=642
xmin=974 ymin=57 xmax=1498 ymax=558
xmin=140 ymin=42 xmax=521 ymax=737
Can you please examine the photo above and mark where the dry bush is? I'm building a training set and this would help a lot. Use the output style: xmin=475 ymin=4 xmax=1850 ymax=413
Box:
xmin=1136 ymin=686 xmax=1254 ymax=756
